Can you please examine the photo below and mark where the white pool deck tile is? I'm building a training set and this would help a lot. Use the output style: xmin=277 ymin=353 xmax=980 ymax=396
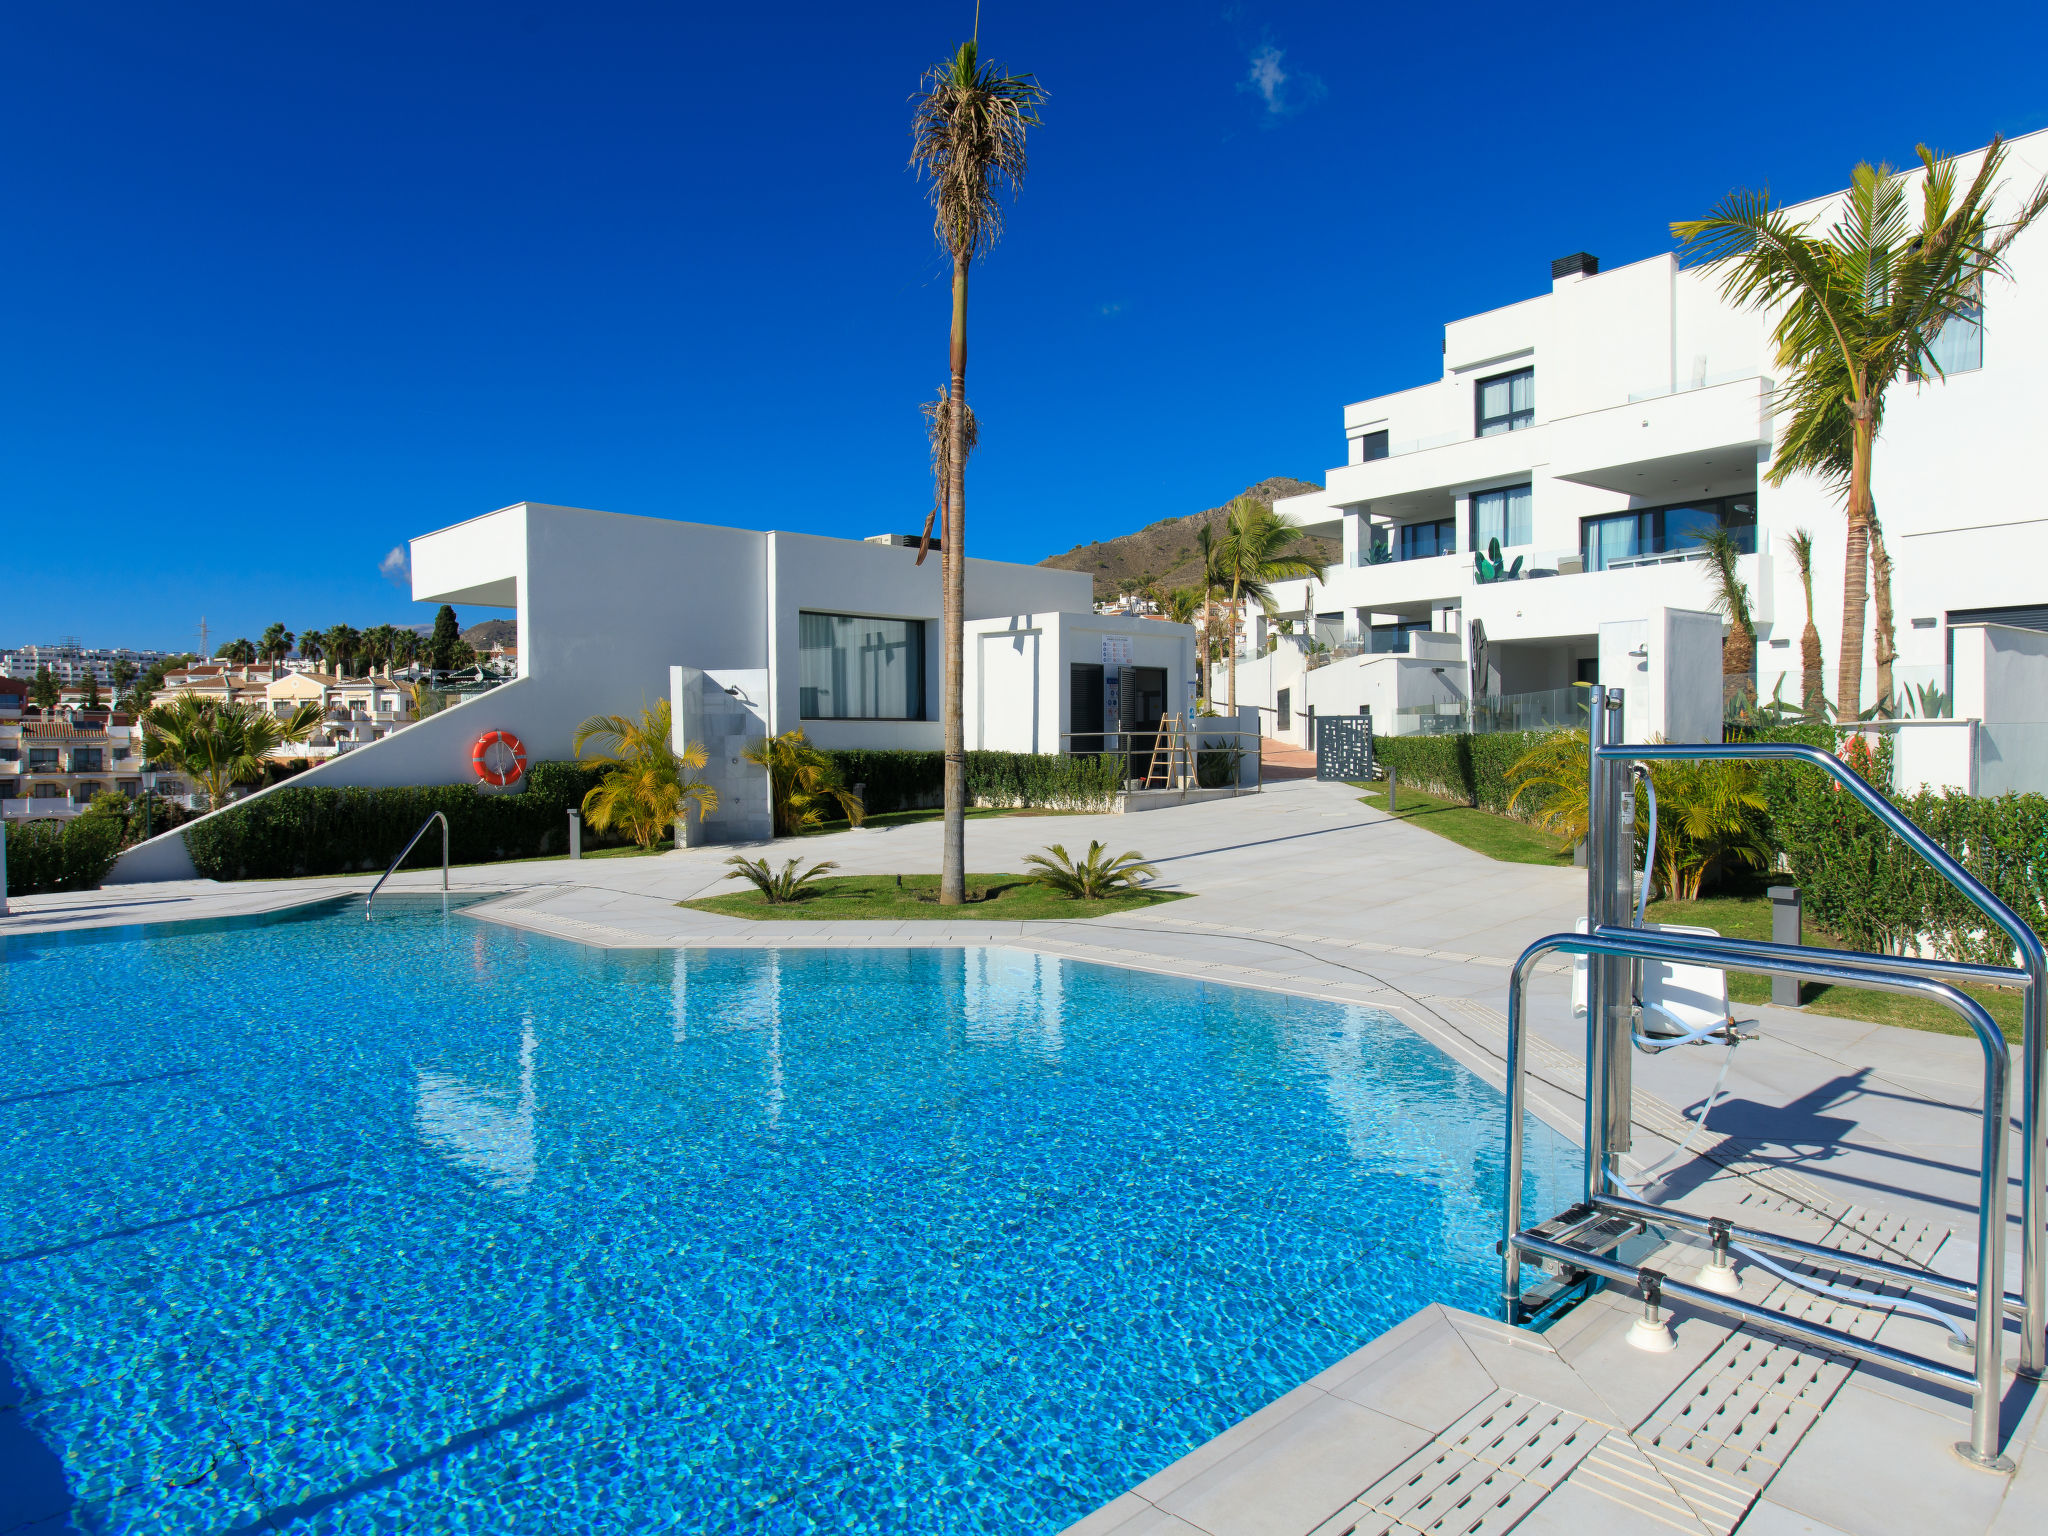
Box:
xmin=7 ymin=774 xmax=2045 ymax=1533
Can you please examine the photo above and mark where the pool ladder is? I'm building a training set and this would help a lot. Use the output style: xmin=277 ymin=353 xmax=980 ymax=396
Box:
xmin=1498 ymin=686 xmax=2044 ymax=1473
xmin=365 ymin=811 xmax=449 ymax=920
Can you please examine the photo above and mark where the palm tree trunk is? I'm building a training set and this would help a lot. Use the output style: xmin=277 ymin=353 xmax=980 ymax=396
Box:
xmin=1836 ymin=408 xmax=1875 ymax=720
xmin=1225 ymin=577 xmax=1241 ymax=719
xmin=1799 ymin=565 xmax=1824 ymax=719
xmin=939 ymin=253 xmax=969 ymax=906
xmin=1869 ymin=516 xmax=1897 ymax=710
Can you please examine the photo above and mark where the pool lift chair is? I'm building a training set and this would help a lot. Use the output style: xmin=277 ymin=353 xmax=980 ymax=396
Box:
xmin=1498 ymin=685 xmax=2046 ymax=1473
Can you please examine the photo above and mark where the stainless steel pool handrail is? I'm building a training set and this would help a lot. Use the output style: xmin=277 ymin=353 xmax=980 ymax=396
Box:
xmin=1597 ymin=737 xmax=2045 ymax=1383
xmin=365 ymin=811 xmax=449 ymax=920
xmin=1500 ymin=925 xmax=2014 ymax=1470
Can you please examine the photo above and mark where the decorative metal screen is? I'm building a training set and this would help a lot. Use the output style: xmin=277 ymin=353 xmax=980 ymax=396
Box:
xmin=1315 ymin=714 xmax=1375 ymax=781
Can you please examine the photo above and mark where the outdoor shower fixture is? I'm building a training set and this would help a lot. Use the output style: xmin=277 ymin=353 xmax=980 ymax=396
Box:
xmin=1497 ymin=686 xmax=2045 ymax=1473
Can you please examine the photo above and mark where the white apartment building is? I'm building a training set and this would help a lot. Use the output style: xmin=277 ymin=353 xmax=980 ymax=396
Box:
xmin=1 ymin=642 xmax=171 ymax=685
xmin=1236 ymin=129 xmax=2048 ymax=750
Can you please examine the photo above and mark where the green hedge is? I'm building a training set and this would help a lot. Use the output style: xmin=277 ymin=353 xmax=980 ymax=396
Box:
xmin=1768 ymin=751 xmax=2048 ymax=964
xmin=183 ymin=761 xmax=613 ymax=881
xmin=823 ymin=749 xmax=1128 ymax=814
xmin=4 ymin=816 xmax=127 ymax=896
xmin=1373 ymin=731 xmax=1554 ymax=819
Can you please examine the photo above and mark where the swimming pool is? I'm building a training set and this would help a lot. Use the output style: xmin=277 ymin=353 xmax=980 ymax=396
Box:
xmin=1 ymin=899 xmax=1572 ymax=1534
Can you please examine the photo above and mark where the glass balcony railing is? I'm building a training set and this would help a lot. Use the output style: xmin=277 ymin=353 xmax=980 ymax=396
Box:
xmin=1590 ymin=522 xmax=1757 ymax=572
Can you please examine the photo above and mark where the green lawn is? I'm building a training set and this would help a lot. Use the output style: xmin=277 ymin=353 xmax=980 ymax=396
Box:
xmin=1352 ymin=784 xmax=1574 ymax=867
xmin=679 ymin=872 xmax=1189 ymax=921
xmin=1646 ymin=892 xmax=2024 ymax=1044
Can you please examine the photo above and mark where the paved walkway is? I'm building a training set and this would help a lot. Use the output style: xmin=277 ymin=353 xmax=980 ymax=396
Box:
xmin=4 ymin=776 xmax=2042 ymax=1531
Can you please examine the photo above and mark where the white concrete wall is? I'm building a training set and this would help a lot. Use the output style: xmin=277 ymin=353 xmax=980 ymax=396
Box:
xmin=108 ymin=503 xmax=1096 ymax=881
xmin=1597 ymin=606 xmax=1722 ymax=743
xmin=965 ymin=612 xmax=1196 ymax=756
xmin=673 ymin=665 xmax=773 ymax=845
xmin=1890 ymin=720 xmax=1978 ymax=796
xmin=1951 ymin=623 xmax=2048 ymax=722
xmin=765 ymin=531 xmax=1090 ymax=752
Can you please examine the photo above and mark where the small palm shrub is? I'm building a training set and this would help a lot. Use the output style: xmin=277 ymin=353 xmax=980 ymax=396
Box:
xmin=743 ymin=730 xmax=864 ymax=835
xmin=574 ymin=700 xmax=719 ymax=850
xmin=1023 ymin=841 xmax=1159 ymax=900
xmin=722 ymin=855 xmax=839 ymax=905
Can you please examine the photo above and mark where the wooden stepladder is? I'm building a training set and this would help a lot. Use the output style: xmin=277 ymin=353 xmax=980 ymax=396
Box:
xmin=1142 ymin=712 xmax=1189 ymax=789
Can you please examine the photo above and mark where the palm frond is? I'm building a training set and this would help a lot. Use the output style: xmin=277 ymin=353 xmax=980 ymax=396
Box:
xmin=909 ymin=41 xmax=1046 ymax=262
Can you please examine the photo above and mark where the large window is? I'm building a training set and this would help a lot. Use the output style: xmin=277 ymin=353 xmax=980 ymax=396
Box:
xmin=798 ymin=612 xmax=926 ymax=720
xmin=1369 ymin=619 xmax=1432 ymax=654
xmin=1922 ymin=286 xmax=1983 ymax=376
xmin=1471 ymin=484 xmax=1533 ymax=549
xmin=1372 ymin=517 xmax=1455 ymax=563
xmin=1580 ymin=496 xmax=1756 ymax=572
xmin=1475 ymin=367 xmax=1534 ymax=436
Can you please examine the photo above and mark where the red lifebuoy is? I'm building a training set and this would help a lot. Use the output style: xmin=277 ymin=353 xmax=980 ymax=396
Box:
xmin=472 ymin=730 xmax=527 ymax=787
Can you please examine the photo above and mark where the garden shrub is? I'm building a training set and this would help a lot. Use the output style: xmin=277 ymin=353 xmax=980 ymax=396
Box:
xmin=822 ymin=749 xmax=1127 ymax=814
xmin=182 ymin=761 xmax=613 ymax=881
xmin=1767 ymin=752 xmax=2048 ymax=964
xmin=4 ymin=816 xmax=127 ymax=896
xmin=1374 ymin=731 xmax=1554 ymax=819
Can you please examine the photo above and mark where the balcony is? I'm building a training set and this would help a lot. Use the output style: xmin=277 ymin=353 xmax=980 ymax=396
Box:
xmin=1597 ymin=523 xmax=1757 ymax=572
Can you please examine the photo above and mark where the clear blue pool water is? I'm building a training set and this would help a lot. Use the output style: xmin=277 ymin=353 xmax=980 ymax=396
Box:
xmin=0 ymin=898 xmax=1572 ymax=1535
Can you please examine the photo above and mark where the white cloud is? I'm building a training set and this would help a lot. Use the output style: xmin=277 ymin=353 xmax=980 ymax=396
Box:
xmin=379 ymin=546 xmax=410 ymax=587
xmin=1242 ymin=43 xmax=1323 ymax=117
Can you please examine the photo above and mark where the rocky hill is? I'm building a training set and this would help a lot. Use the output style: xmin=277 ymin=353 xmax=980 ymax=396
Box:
xmin=1039 ymin=477 xmax=1331 ymax=601
xmin=461 ymin=619 xmax=518 ymax=648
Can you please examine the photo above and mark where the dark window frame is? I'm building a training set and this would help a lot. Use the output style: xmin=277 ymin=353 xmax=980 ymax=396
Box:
xmin=1475 ymin=366 xmax=1535 ymax=436
xmin=796 ymin=610 xmax=929 ymax=721
xmin=1469 ymin=483 xmax=1534 ymax=550
xmin=1578 ymin=495 xmax=1757 ymax=572
xmin=1378 ymin=517 xmax=1456 ymax=563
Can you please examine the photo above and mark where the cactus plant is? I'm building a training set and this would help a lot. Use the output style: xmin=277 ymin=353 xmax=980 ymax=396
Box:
xmin=1473 ymin=537 xmax=1523 ymax=584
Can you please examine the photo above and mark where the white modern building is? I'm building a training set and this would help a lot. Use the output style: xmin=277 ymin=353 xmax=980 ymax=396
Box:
xmin=110 ymin=503 xmax=1204 ymax=878
xmin=1230 ymin=129 xmax=2048 ymax=760
xmin=1 ymin=642 xmax=172 ymax=685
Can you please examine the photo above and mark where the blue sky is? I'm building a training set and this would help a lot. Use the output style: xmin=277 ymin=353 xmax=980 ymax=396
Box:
xmin=6 ymin=2 xmax=2045 ymax=652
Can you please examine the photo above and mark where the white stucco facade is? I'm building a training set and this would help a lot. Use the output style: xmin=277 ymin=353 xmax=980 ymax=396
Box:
xmin=108 ymin=503 xmax=1189 ymax=877
xmin=1229 ymin=129 xmax=2048 ymax=744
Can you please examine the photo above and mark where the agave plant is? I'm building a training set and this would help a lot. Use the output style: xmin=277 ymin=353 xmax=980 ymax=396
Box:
xmin=722 ymin=855 xmax=838 ymax=905
xmin=1473 ymin=537 xmax=1523 ymax=584
xmin=1022 ymin=841 xmax=1159 ymax=900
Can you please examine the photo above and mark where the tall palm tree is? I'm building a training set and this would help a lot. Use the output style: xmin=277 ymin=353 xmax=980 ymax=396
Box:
xmin=573 ymin=700 xmax=718 ymax=850
xmin=259 ymin=623 xmax=294 ymax=665
xmin=324 ymin=624 xmax=361 ymax=678
xmin=910 ymin=36 xmax=1045 ymax=906
xmin=1673 ymin=137 xmax=2048 ymax=717
xmin=299 ymin=629 xmax=325 ymax=669
xmin=1211 ymin=497 xmax=1328 ymax=718
xmin=1787 ymin=527 xmax=1825 ymax=717
xmin=1698 ymin=526 xmax=1756 ymax=701
xmin=141 ymin=696 xmax=322 ymax=812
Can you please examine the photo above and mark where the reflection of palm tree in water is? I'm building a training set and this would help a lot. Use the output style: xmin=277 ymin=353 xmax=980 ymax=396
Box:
xmin=415 ymin=1017 xmax=538 ymax=1193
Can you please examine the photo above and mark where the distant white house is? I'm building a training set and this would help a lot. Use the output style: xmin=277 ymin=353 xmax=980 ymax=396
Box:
xmin=110 ymin=502 xmax=1200 ymax=878
xmin=1229 ymin=128 xmax=2048 ymax=765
